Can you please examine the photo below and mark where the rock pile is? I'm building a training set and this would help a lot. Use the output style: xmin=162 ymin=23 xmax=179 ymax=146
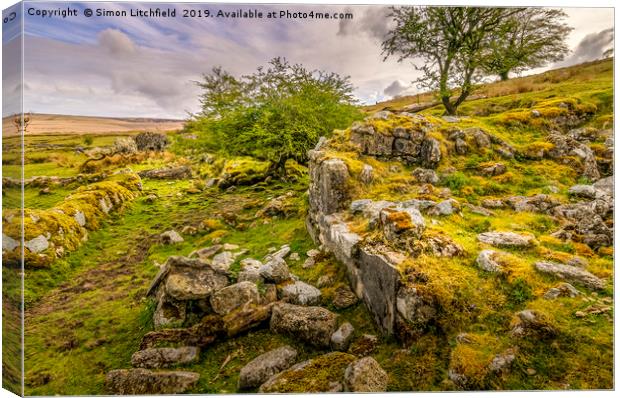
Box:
xmin=108 ymin=240 xmax=388 ymax=393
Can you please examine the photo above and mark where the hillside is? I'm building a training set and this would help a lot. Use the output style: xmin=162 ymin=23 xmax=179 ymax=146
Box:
xmin=2 ymin=113 xmax=184 ymax=136
xmin=2 ymin=59 xmax=613 ymax=394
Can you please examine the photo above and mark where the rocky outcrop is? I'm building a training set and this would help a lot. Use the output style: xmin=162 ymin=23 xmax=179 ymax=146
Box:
xmin=134 ymin=131 xmax=169 ymax=152
xmin=147 ymin=256 xmax=230 ymax=328
xmin=349 ymin=112 xmax=441 ymax=167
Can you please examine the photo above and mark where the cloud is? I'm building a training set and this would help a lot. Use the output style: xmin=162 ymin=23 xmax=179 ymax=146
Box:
xmin=98 ymin=29 xmax=136 ymax=56
xmin=338 ymin=7 xmax=392 ymax=41
xmin=556 ymin=28 xmax=614 ymax=67
xmin=383 ymin=80 xmax=410 ymax=97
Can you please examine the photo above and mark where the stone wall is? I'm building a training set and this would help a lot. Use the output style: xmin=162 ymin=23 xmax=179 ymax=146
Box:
xmin=307 ymin=148 xmax=401 ymax=335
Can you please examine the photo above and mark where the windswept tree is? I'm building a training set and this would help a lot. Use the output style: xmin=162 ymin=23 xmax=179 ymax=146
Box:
xmin=483 ymin=9 xmax=572 ymax=80
xmin=188 ymin=58 xmax=360 ymax=175
xmin=382 ymin=7 xmax=520 ymax=115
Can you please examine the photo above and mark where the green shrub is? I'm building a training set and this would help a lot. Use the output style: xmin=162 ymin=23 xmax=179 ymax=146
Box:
xmin=186 ymin=58 xmax=362 ymax=174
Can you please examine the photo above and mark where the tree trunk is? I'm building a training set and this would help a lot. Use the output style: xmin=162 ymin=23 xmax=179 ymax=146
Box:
xmin=499 ymin=71 xmax=510 ymax=81
xmin=441 ymin=96 xmax=456 ymax=116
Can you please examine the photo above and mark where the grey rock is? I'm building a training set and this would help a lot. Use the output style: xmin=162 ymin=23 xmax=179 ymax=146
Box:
xmin=264 ymin=245 xmax=290 ymax=262
xmin=476 ymin=249 xmax=503 ymax=272
xmin=105 ymin=368 xmax=199 ymax=394
xmin=131 ymin=346 xmax=199 ymax=369
xmin=24 ymin=235 xmax=49 ymax=253
xmin=360 ymin=164 xmax=374 ymax=184
xmin=454 ymin=137 xmax=469 ymax=155
xmin=543 ymin=283 xmax=581 ymax=300
xmin=396 ymin=286 xmax=436 ymax=327
xmin=158 ymin=256 xmax=229 ymax=301
xmin=210 ymin=281 xmax=260 ymax=315
xmin=420 ymin=137 xmax=442 ymax=168
xmin=280 ymin=281 xmax=322 ymax=305
xmin=2 ymin=233 xmax=19 ymax=252
xmin=309 ymin=157 xmax=350 ymax=216
xmin=238 ymin=346 xmax=298 ymax=390
xmin=412 ymin=167 xmax=439 ymax=184
xmin=429 ymin=199 xmax=458 ymax=216
xmin=237 ymin=258 xmax=263 ymax=283
xmin=568 ymin=184 xmax=599 ymax=199
xmin=270 ymin=303 xmax=338 ymax=347
xmin=189 ymin=244 xmax=222 ymax=260
xmin=488 ymin=349 xmax=516 ymax=373
xmin=535 ymin=261 xmax=605 ymax=290
xmin=212 ymin=251 xmax=237 ymax=272
xmin=332 ymin=284 xmax=359 ymax=309
xmin=510 ymin=309 xmax=557 ymax=338
xmin=380 ymin=207 xmax=426 ymax=241
xmin=593 ymin=176 xmax=613 ymax=195
xmin=134 ymin=131 xmax=169 ymax=152
xmin=481 ymin=199 xmax=505 ymax=209
xmin=344 ymin=357 xmax=388 ymax=392
xmin=331 ymin=322 xmax=355 ymax=351
xmin=477 ymin=231 xmax=534 ymax=247
xmin=480 ymin=162 xmax=507 ymax=176
xmin=442 ymin=115 xmax=460 ymax=123
xmin=350 ymin=199 xmax=373 ymax=213
xmin=160 ymin=230 xmax=183 ymax=244
xmin=74 ymin=210 xmax=86 ymax=227
xmin=259 ymin=257 xmax=291 ymax=283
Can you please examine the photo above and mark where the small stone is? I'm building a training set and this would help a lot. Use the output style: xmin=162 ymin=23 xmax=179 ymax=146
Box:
xmin=160 ymin=230 xmax=183 ymax=244
xmin=575 ymin=311 xmax=586 ymax=318
xmin=74 ymin=211 xmax=86 ymax=227
xmin=412 ymin=168 xmax=439 ymax=184
xmin=343 ymin=357 xmax=388 ymax=392
xmin=526 ymin=368 xmax=537 ymax=376
xmin=212 ymin=251 xmax=236 ymax=272
xmin=476 ymin=250 xmax=503 ymax=273
xmin=289 ymin=252 xmax=300 ymax=261
xmin=360 ymin=164 xmax=374 ymax=184
xmin=332 ymin=285 xmax=359 ymax=309
xmin=222 ymin=243 xmax=240 ymax=251
xmin=331 ymin=322 xmax=355 ymax=351
xmin=259 ymin=257 xmax=291 ymax=283
xmin=280 ymin=281 xmax=322 ymax=306
xmin=317 ymin=274 xmax=335 ymax=288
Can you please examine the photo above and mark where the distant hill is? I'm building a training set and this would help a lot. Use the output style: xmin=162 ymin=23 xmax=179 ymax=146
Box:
xmin=2 ymin=113 xmax=184 ymax=136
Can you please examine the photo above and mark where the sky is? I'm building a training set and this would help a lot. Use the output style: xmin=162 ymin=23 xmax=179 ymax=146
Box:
xmin=1 ymin=1 xmax=615 ymax=119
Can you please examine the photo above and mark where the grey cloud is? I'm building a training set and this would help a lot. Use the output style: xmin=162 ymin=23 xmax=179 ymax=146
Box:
xmin=557 ymin=28 xmax=613 ymax=67
xmin=338 ymin=7 xmax=392 ymax=41
xmin=383 ymin=80 xmax=409 ymax=97
xmin=98 ymin=29 xmax=137 ymax=56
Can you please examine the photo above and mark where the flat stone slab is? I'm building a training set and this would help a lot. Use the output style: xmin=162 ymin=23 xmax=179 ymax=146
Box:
xmin=535 ymin=261 xmax=605 ymax=290
xmin=105 ymin=368 xmax=199 ymax=394
xmin=477 ymin=231 xmax=534 ymax=247
xmin=238 ymin=345 xmax=298 ymax=389
xmin=131 ymin=346 xmax=199 ymax=369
